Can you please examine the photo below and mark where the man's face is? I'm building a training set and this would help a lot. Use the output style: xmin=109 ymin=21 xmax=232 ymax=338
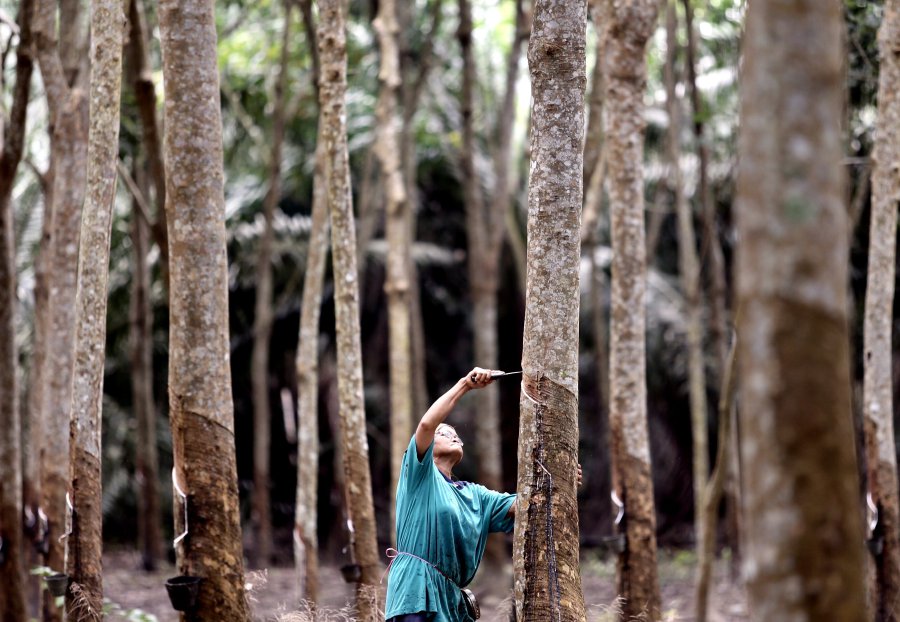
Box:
xmin=434 ymin=425 xmax=464 ymax=462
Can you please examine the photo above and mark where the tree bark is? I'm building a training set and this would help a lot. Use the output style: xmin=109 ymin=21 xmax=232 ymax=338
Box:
xmin=0 ymin=1 xmax=35 ymax=619
xmin=373 ymin=0 xmax=413 ymax=546
xmin=158 ymin=0 xmax=251 ymax=618
xmin=129 ymin=163 xmax=161 ymax=572
xmin=664 ymin=0 xmax=708 ymax=572
xmin=125 ymin=0 xmax=169 ymax=274
xmin=863 ymin=2 xmax=900 ymax=619
xmin=317 ymin=0 xmax=382 ymax=617
xmin=399 ymin=0 xmax=443 ymax=419
xmin=603 ymin=0 xmax=661 ymax=618
xmin=735 ymin=1 xmax=867 ymax=619
xmin=680 ymin=0 xmax=739 ymax=576
xmin=65 ymin=2 xmax=125 ymax=617
xmin=34 ymin=4 xmax=89 ymax=621
xmin=251 ymin=0 xmax=292 ymax=569
xmin=512 ymin=0 xmax=587 ymax=619
xmin=294 ymin=133 xmax=329 ymax=606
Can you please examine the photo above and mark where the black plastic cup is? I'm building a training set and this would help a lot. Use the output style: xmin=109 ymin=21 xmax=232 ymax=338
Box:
xmin=165 ymin=575 xmax=203 ymax=611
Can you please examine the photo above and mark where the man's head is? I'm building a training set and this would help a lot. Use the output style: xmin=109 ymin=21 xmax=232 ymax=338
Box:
xmin=434 ymin=423 xmax=464 ymax=467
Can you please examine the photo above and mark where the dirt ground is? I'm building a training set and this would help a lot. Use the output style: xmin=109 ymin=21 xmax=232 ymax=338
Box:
xmin=97 ymin=548 xmax=747 ymax=621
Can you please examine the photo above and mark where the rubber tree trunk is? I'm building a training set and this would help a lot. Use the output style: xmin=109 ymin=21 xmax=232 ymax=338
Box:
xmin=511 ymin=0 xmax=587 ymax=619
xmin=294 ymin=2 xmax=326 ymax=603
xmin=735 ymin=1 xmax=867 ymax=619
xmin=373 ymin=0 xmax=414 ymax=546
xmin=251 ymin=0 xmax=292 ymax=569
xmin=129 ymin=164 xmax=161 ymax=572
xmin=602 ymin=0 xmax=661 ymax=618
xmin=317 ymin=0 xmax=382 ymax=617
xmin=863 ymin=2 xmax=900 ymax=619
xmin=65 ymin=3 xmax=124 ymax=616
xmin=158 ymin=0 xmax=251 ymax=618
xmin=398 ymin=0 xmax=442 ymax=419
xmin=34 ymin=4 xmax=89 ymax=620
xmin=664 ymin=0 xmax=708 ymax=573
xmin=680 ymin=0 xmax=737 ymax=576
xmin=294 ymin=134 xmax=329 ymax=606
xmin=0 ymin=2 xmax=34 ymax=619
xmin=125 ymin=0 xmax=169 ymax=280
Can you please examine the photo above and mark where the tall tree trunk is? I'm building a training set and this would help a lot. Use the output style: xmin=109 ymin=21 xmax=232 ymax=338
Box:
xmin=129 ymin=163 xmax=161 ymax=572
xmin=512 ymin=0 xmax=586 ymax=619
xmin=373 ymin=0 xmax=413 ymax=545
xmin=0 ymin=1 xmax=35 ymax=619
xmin=735 ymin=1 xmax=867 ymax=619
xmin=25 ymin=164 xmax=53 ymax=620
xmin=603 ymin=0 xmax=661 ymax=618
xmin=158 ymin=0 xmax=251 ymax=618
xmin=664 ymin=0 xmax=708 ymax=572
xmin=863 ymin=2 xmax=900 ymax=618
xmin=125 ymin=0 xmax=169 ymax=275
xmin=679 ymin=0 xmax=738 ymax=576
xmin=251 ymin=0 xmax=292 ymax=569
xmin=34 ymin=4 xmax=89 ymax=621
xmin=317 ymin=0 xmax=381 ymax=617
xmin=294 ymin=1 xmax=327 ymax=606
xmin=65 ymin=2 xmax=124 ymax=617
xmin=294 ymin=133 xmax=329 ymax=606
xmin=399 ymin=0 xmax=443 ymax=419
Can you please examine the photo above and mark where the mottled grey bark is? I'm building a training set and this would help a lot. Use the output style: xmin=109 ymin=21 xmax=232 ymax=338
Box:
xmin=374 ymin=0 xmax=413 ymax=545
xmin=34 ymin=4 xmax=89 ymax=620
xmin=158 ymin=0 xmax=250 ymax=618
xmin=512 ymin=0 xmax=586 ymax=619
xmin=294 ymin=133 xmax=328 ymax=606
xmin=0 ymin=1 xmax=34 ymax=619
xmin=251 ymin=0 xmax=292 ymax=569
xmin=317 ymin=0 xmax=382 ymax=617
xmin=604 ymin=0 xmax=662 ymax=613
xmin=65 ymin=2 xmax=125 ymax=618
xmin=863 ymin=1 xmax=900 ymax=619
xmin=735 ymin=1 xmax=867 ymax=619
xmin=602 ymin=0 xmax=661 ymax=618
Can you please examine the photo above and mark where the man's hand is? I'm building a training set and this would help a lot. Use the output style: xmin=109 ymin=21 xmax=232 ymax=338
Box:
xmin=577 ymin=463 xmax=583 ymax=488
xmin=465 ymin=367 xmax=494 ymax=389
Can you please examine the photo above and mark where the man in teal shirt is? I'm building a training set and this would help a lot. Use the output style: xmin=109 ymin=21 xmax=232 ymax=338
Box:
xmin=385 ymin=367 xmax=516 ymax=621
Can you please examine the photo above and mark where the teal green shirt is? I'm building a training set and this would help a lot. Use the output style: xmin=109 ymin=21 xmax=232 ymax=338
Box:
xmin=384 ymin=435 xmax=516 ymax=621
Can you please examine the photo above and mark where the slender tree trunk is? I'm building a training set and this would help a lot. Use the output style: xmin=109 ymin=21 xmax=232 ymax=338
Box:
xmin=512 ymin=0 xmax=586 ymax=619
xmin=25 ymin=163 xmax=53 ymax=620
xmin=603 ymin=0 xmax=661 ymax=618
xmin=373 ymin=0 xmax=413 ymax=545
xmin=680 ymin=0 xmax=739 ymax=575
xmin=457 ymin=0 xmax=503 ymax=502
xmin=158 ymin=1 xmax=250 ymax=618
xmin=65 ymin=3 xmax=125 ymax=617
xmin=863 ymin=2 xmax=900 ymax=618
xmin=34 ymin=5 xmax=89 ymax=621
xmin=0 ymin=2 xmax=35 ymax=619
xmin=317 ymin=0 xmax=382 ymax=617
xmin=129 ymin=163 xmax=161 ymax=572
xmin=664 ymin=0 xmax=708 ymax=569
xmin=251 ymin=0 xmax=292 ymax=569
xmin=735 ymin=1 xmax=867 ymax=619
xmin=126 ymin=0 xmax=169 ymax=274
xmin=399 ymin=0 xmax=443 ymax=419
xmin=294 ymin=1 xmax=327 ymax=606
xmin=294 ymin=133 xmax=329 ymax=606
xmin=695 ymin=331 xmax=737 ymax=622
